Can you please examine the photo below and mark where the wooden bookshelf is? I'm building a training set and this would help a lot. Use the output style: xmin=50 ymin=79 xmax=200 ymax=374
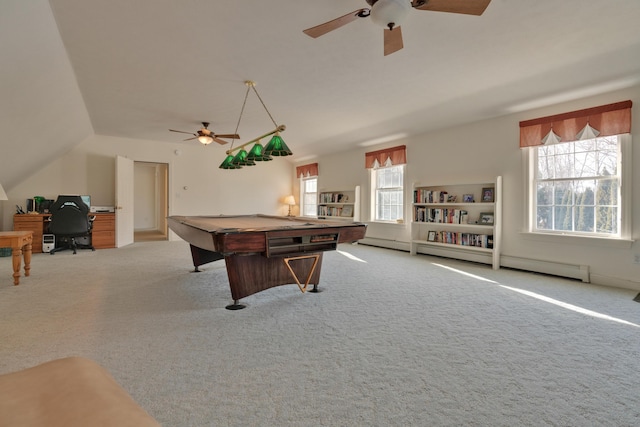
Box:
xmin=410 ymin=177 xmax=502 ymax=269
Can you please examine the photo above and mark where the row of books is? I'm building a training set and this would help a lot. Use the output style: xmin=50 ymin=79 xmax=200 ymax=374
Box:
xmin=414 ymin=207 xmax=468 ymax=224
xmin=318 ymin=206 xmax=349 ymax=217
xmin=319 ymin=193 xmax=348 ymax=203
xmin=413 ymin=189 xmax=449 ymax=203
xmin=427 ymin=231 xmax=493 ymax=249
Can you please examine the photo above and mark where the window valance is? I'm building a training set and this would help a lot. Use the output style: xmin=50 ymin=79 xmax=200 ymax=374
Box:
xmin=296 ymin=163 xmax=318 ymax=178
xmin=365 ymin=145 xmax=406 ymax=169
xmin=519 ymin=100 xmax=632 ymax=148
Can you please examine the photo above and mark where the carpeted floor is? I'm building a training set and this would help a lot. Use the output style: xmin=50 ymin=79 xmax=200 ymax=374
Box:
xmin=1 ymin=241 xmax=639 ymax=426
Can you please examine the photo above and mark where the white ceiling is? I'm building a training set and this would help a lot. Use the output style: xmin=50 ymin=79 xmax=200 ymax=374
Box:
xmin=2 ymin=1 xmax=640 ymax=188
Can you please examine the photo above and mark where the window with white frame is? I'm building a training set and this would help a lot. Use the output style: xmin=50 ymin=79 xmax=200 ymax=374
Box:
xmin=531 ymin=135 xmax=625 ymax=237
xmin=371 ymin=164 xmax=404 ymax=222
xmin=522 ymin=101 xmax=632 ymax=241
xmin=300 ymin=177 xmax=317 ymax=217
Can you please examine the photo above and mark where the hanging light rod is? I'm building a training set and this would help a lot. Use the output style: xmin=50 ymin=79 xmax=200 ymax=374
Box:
xmin=219 ymin=80 xmax=292 ymax=169
xmin=225 ymin=124 xmax=286 ymax=155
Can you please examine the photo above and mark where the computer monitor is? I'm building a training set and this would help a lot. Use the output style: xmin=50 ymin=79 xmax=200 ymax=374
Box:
xmin=80 ymin=195 xmax=91 ymax=210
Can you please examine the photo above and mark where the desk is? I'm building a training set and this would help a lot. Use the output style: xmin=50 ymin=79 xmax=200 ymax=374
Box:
xmin=13 ymin=213 xmax=115 ymax=252
xmin=0 ymin=231 xmax=33 ymax=285
xmin=168 ymin=214 xmax=367 ymax=309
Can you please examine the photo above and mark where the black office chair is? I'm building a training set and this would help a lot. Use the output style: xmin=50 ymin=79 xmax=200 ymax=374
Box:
xmin=48 ymin=195 xmax=95 ymax=255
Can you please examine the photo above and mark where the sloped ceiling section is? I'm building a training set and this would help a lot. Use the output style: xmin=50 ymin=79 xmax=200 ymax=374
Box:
xmin=3 ymin=1 xmax=640 ymax=192
xmin=0 ymin=1 xmax=92 ymax=191
xmin=44 ymin=0 xmax=640 ymax=166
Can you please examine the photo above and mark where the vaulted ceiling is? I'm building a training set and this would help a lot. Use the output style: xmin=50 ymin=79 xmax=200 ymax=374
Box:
xmin=2 ymin=1 xmax=640 ymax=189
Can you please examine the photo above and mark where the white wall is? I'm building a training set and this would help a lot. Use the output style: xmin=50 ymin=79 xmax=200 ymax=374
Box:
xmin=2 ymin=134 xmax=294 ymax=234
xmin=3 ymin=85 xmax=639 ymax=290
xmin=297 ymin=85 xmax=640 ymax=290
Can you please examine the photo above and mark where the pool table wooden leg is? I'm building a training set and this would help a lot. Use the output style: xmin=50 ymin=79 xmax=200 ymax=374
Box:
xmin=284 ymin=254 xmax=320 ymax=293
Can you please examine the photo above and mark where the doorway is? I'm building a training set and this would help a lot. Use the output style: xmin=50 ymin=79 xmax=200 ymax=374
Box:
xmin=133 ymin=161 xmax=168 ymax=242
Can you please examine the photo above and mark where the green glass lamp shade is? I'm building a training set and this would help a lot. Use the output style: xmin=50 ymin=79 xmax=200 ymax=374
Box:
xmin=246 ymin=142 xmax=272 ymax=161
xmin=231 ymin=149 xmax=256 ymax=166
xmin=219 ymin=155 xmax=242 ymax=169
xmin=263 ymin=134 xmax=292 ymax=157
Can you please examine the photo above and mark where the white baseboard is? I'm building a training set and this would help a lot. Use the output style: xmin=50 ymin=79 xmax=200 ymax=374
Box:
xmin=501 ymin=255 xmax=590 ymax=283
xmin=358 ymin=237 xmax=410 ymax=252
xmin=358 ymin=238 xmax=640 ymax=291
xmin=589 ymin=273 xmax=640 ymax=291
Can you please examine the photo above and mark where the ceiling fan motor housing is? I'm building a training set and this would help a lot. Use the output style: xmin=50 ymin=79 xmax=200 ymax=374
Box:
xmin=369 ymin=0 xmax=411 ymax=30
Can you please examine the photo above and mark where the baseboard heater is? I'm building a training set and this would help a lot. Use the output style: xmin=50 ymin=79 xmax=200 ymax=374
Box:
xmin=501 ymin=255 xmax=590 ymax=283
xmin=359 ymin=237 xmax=590 ymax=283
xmin=358 ymin=237 xmax=410 ymax=252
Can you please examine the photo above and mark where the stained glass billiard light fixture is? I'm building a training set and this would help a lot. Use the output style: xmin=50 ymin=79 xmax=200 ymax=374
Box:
xmin=220 ymin=81 xmax=292 ymax=169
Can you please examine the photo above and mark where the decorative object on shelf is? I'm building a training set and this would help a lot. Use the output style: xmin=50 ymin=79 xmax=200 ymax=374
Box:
xmin=284 ymin=195 xmax=296 ymax=217
xmin=463 ymin=194 xmax=474 ymax=203
xmin=32 ymin=196 xmax=45 ymax=213
xmin=341 ymin=206 xmax=353 ymax=217
xmin=479 ymin=212 xmax=494 ymax=225
xmin=481 ymin=187 xmax=494 ymax=203
xmin=220 ymin=81 xmax=291 ymax=170
xmin=427 ymin=231 xmax=436 ymax=242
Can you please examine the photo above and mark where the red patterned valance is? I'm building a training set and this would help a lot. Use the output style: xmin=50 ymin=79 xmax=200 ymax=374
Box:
xmin=365 ymin=145 xmax=406 ymax=169
xmin=296 ymin=163 xmax=318 ymax=178
xmin=519 ymin=100 xmax=632 ymax=148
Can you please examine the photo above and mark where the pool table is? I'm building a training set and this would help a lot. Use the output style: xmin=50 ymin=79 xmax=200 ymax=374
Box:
xmin=167 ymin=214 xmax=367 ymax=309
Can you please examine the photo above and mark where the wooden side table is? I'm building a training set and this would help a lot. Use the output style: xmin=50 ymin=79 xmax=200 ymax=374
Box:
xmin=0 ymin=231 xmax=33 ymax=285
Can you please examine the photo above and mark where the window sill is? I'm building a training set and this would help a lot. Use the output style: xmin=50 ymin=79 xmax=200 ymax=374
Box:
xmin=366 ymin=220 xmax=407 ymax=227
xmin=519 ymin=231 xmax=634 ymax=249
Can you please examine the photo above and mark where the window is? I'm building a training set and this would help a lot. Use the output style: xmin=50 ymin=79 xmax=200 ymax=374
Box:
xmin=300 ymin=177 xmax=317 ymax=217
xmin=531 ymin=135 xmax=627 ymax=237
xmin=371 ymin=164 xmax=404 ymax=222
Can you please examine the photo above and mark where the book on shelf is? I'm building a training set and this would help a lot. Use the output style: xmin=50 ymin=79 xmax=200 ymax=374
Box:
xmin=413 ymin=189 xmax=449 ymax=203
xmin=320 ymin=193 xmax=348 ymax=203
xmin=428 ymin=231 xmax=493 ymax=248
xmin=413 ymin=207 xmax=469 ymax=224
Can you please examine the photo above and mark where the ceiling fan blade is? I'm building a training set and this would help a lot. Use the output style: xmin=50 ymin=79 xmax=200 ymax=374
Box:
xmin=183 ymin=137 xmax=198 ymax=141
xmin=303 ymin=8 xmax=370 ymax=38
xmin=384 ymin=26 xmax=403 ymax=56
xmin=214 ymin=134 xmax=240 ymax=139
xmin=169 ymin=129 xmax=196 ymax=136
xmin=414 ymin=0 xmax=491 ymax=16
xmin=212 ymin=137 xmax=230 ymax=145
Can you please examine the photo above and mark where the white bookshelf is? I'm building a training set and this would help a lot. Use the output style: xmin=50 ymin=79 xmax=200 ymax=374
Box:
xmin=317 ymin=186 xmax=360 ymax=221
xmin=410 ymin=177 xmax=502 ymax=269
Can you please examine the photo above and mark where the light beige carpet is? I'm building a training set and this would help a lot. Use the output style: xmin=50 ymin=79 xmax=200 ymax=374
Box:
xmin=1 ymin=241 xmax=639 ymax=426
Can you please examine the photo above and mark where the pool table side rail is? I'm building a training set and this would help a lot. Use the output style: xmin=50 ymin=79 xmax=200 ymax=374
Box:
xmin=168 ymin=215 xmax=367 ymax=255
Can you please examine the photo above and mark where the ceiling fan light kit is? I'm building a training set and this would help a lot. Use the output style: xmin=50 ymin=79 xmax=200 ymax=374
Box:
xmin=370 ymin=0 xmax=410 ymax=30
xmin=219 ymin=81 xmax=291 ymax=170
xmin=197 ymin=135 xmax=214 ymax=145
xmin=169 ymin=121 xmax=240 ymax=146
xmin=303 ymin=0 xmax=491 ymax=56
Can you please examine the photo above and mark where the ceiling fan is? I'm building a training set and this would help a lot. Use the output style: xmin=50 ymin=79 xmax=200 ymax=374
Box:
xmin=303 ymin=0 xmax=491 ymax=56
xmin=169 ymin=122 xmax=239 ymax=146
